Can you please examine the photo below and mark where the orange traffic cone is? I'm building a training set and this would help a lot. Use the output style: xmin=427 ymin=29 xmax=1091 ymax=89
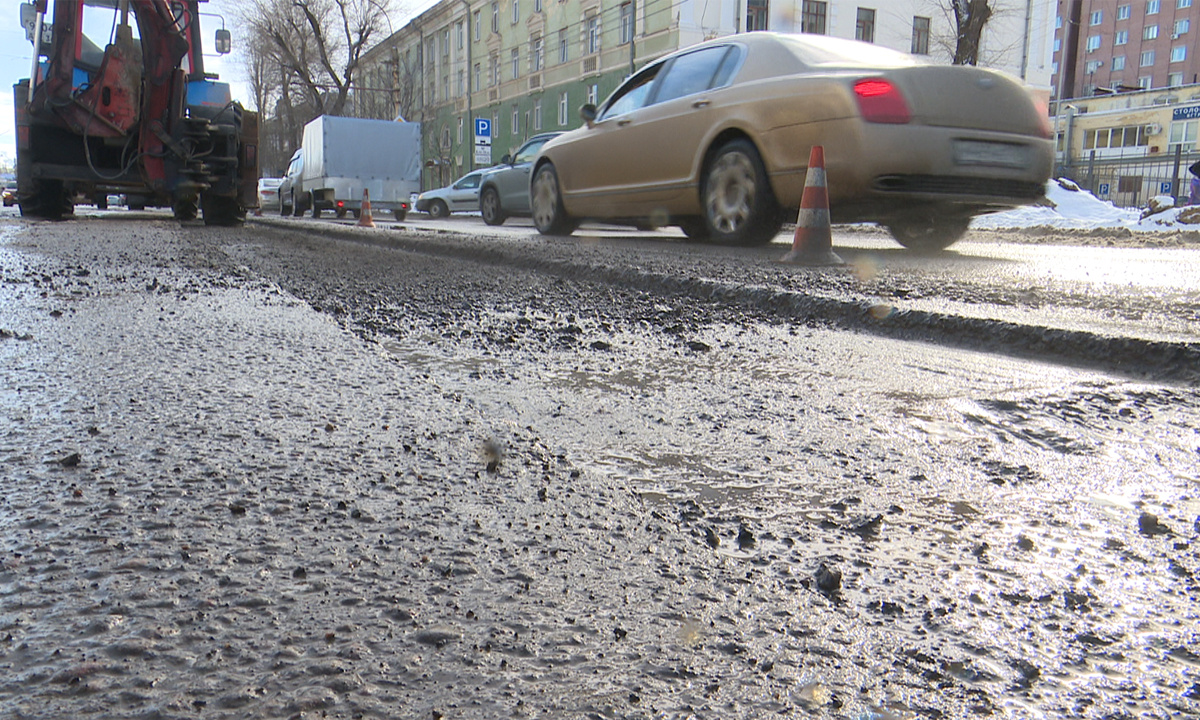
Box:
xmin=777 ymin=145 xmax=843 ymax=266
xmin=357 ymin=188 xmax=375 ymax=228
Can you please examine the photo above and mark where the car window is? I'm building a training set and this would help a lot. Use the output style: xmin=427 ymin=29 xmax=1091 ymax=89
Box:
xmin=597 ymin=66 xmax=661 ymax=121
xmin=455 ymin=174 xmax=481 ymax=189
xmin=652 ymin=46 xmax=733 ymax=105
xmin=514 ymin=137 xmax=552 ymax=164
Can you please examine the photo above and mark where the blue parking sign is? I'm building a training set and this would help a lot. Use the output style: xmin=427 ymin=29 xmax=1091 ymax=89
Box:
xmin=474 ymin=118 xmax=491 ymax=138
xmin=1160 ymin=181 xmax=1173 ymax=194
xmin=1098 ymin=182 xmax=1110 ymax=196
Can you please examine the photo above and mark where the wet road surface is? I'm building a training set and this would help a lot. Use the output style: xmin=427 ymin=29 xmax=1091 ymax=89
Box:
xmin=1 ymin=212 xmax=1197 ymax=719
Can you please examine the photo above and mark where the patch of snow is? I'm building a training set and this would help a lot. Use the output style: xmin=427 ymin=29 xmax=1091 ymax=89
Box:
xmin=970 ymin=178 xmax=1200 ymax=232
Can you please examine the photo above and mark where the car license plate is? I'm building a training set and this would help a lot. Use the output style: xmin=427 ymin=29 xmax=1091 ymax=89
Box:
xmin=954 ymin=140 xmax=1027 ymax=168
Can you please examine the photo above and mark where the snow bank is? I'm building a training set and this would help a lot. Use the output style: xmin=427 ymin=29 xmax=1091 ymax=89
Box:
xmin=970 ymin=178 xmax=1200 ymax=232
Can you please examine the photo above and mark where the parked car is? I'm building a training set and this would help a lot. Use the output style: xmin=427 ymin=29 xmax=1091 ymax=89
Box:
xmin=416 ymin=169 xmax=488 ymax=218
xmin=479 ymin=132 xmax=562 ymax=225
xmin=257 ymin=177 xmax=283 ymax=211
xmin=278 ymin=150 xmax=303 ymax=216
xmin=530 ymin=32 xmax=1053 ymax=251
xmin=2 ymin=187 xmax=17 ymax=207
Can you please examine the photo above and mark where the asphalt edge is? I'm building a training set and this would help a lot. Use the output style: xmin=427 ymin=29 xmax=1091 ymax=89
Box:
xmin=249 ymin=217 xmax=1200 ymax=385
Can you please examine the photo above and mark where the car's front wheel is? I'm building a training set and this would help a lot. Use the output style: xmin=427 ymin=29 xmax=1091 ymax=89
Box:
xmin=531 ymin=163 xmax=578 ymax=236
xmin=427 ymin=199 xmax=449 ymax=219
xmin=885 ymin=214 xmax=972 ymax=252
xmin=700 ymin=139 xmax=781 ymax=246
xmin=480 ymin=187 xmax=506 ymax=226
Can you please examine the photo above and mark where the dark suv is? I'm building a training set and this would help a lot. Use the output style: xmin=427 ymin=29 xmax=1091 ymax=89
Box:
xmin=479 ymin=132 xmax=562 ymax=225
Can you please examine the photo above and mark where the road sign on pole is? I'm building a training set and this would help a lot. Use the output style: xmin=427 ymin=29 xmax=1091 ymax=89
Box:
xmin=474 ymin=118 xmax=492 ymax=166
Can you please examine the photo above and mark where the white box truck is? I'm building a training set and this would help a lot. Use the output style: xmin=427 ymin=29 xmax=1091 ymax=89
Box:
xmin=286 ymin=115 xmax=422 ymax=221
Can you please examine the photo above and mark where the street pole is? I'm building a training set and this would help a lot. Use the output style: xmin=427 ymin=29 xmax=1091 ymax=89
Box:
xmin=629 ymin=0 xmax=636 ymax=76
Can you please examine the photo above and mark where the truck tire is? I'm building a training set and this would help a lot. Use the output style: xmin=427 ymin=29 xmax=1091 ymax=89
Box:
xmin=19 ymin=179 xmax=73 ymax=220
xmin=393 ymin=209 xmax=407 ymax=222
xmin=173 ymin=197 xmax=199 ymax=221
xmin=201 ymin=194 xmax=246 ymax=227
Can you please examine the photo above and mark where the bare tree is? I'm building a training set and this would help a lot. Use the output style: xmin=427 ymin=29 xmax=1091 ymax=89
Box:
xmin=945 ymin=0 xmax=994 ymax=66
xmin=236 ymin=0 xmax=395 ymax=121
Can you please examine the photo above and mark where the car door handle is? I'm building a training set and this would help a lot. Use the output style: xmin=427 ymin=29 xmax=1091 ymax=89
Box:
xmin=692 ymin=99 xmax=711 ymax=108
xmin=617 ymin=119 xmax=632 ymax=126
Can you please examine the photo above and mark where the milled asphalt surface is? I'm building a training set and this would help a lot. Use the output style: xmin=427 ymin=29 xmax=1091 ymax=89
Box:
xmin=1 ymin=210 xmax=1197 ymax=720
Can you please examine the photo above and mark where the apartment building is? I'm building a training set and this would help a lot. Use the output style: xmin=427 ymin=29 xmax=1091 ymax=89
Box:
xmin=355 ymin=1 xmax=1056 ymax=190
xmin=1054 ymin=0 xmax=1200 ymax=99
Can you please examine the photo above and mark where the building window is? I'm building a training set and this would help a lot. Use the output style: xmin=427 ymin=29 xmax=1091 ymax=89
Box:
xmin=746 ymin=0 xmax=768 ymax=31
xmin=802 ymin=1 xmax=827 ymax=35
xmin=473 ymin=62 xmax=481 ymax=91
xmin=491 ymin=2 xmax=499 ymax=33
xmin=1147 ymin=0 xmax=1160 ymax=13
xmin=1175 ymin=19 xmax=1190 ymax=36
xmin=587 ymin=15 xmax=601 ymax=54
xmin=442 ymin=75 xmax=449 ymax=101
xmin=1054 ymin=37 xmax=1061 ymax=52
xmin=535 ymin=0 xmax=543 ymax=11
xmin=489 ymin=53 xmax=500 ymax=86
xmin=1172 ymin=45 xmax=1187 ymax=62
xmin=912 ymin=16 xmax=930 ymax=54
xmin=511 ymin=104 xmax=519 ymax=135
xmin=587 ymin=84 xmax=598 ymax=105
xmin=456 ymin=21 xmax=464 ymax=50
xmin=1180 ymin=0 xmax=1193 ymax=8
xmin=1169 ymin=71 xmax=1184 ymax=85
xmin=534 ymin=98 xmax=542 ymax=130
xmin=474 ymin=11 xmax=481 ymax=41
xmin=1144 ymin=25 xmax=1159 ymax=40
xmin=511 ymin=48 xmax=520 ymax=79
xmin=1170 ymin=119 xmax=1198 ymax=150
xmin=559 ymin=28 xmax=569 ymax=64
xmin=458 ymin=117 xmax=464 ymax=143
xmin=532 ymin=36 xmax=543 ymax=71
xmin=558 ymin=91 xmax=568 ymax=126
xmin=1141 ymin=50 xmax=1156 ymax=66
xmin=856 ymin=8 xmax=876 ymax=43
xmin=1084 ymin=126 xmax=1149 ymax=149
xmin=512 ymin=0 xmax=519 ymax=24
xmin=1087 ymin=35 xmax=1102 ymax=51
xmin=1086 ymin=60 xmax=1103 ymax=74
xmin=1117 ymin=4 xmax=1131 ymax=20
xmin=1116 ymin=30 xmax=1129 ymax=45
xmin=1139 ymin=76 xmax=1152 ymax=88
xmin=620 ymin=3 xmax=634 ymax=44
xmin=1091 ymin=10 xmax=1103 ymax=25
xmin=457 ymin=69 xmax=464 ymax=96
xmin=1112 ymin=55 xmax=1126 ymax=70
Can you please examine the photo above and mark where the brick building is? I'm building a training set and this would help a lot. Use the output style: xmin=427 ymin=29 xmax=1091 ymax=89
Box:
xmin=1054 ymin=0 xmax=1200 ymax=99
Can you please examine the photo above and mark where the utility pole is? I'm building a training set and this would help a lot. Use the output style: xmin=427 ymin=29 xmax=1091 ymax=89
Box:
xmin=629 ymin=0 xmax=636 ymax=76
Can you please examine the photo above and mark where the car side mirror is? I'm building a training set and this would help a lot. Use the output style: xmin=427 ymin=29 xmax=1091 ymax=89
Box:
xmin=580 ymin=103 xmax=597 ymax=128
xmin=215 ymin=28 xmax=231 ymax=54
xmin=501 ymin=154 xmax=513 ymax=165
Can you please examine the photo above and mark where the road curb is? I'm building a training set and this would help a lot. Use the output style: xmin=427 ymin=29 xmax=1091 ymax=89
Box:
xmin=249 ymin=216 xmax=1200 ymax=384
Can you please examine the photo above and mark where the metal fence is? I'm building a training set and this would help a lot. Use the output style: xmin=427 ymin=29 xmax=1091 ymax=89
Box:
xmin=1059 ymin=146 xmax=1200 ymax=209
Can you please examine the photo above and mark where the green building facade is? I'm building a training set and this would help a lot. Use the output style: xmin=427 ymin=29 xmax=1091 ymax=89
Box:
xmin=357 ymin=0 xmax=731 ymax=190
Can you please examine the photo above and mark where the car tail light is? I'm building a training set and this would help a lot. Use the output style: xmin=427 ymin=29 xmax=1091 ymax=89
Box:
xmin=854 ymin=78 xmax=910 ymax=124
xmin=1032 ymin=95 xmax=1053 ymax=139
xmin=336 ymin=200 xmax=344 ymax=208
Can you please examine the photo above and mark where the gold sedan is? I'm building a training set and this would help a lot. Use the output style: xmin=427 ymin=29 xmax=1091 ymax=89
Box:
xmin=531 ymin=32 xmax=1053 ymax=251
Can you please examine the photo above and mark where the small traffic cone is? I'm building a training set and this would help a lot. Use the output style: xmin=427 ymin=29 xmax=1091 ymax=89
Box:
xmin=777 ymin=145 xmax=843 ymax=266
xmin=357 ymin=188 xmax=375 ymax=228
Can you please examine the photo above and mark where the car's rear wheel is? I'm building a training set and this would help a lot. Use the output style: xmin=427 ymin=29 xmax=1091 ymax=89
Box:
xmin=885 ymin=214 xmax=972 ymax=252
xmin=335 ymin=207 xmax=347 ymax=219
xmin=700 ymin=139 xmax=781 ymax=246
xmin=531 ymin=163 xmax=578 ymax=236
xmin=481 ymin=187 xmax=506 ymax=226
xmin=393 ymin=209 xmax=407 ymax=221
xmin=281 ymin=193 xmax=292 ymax=216
xmin=427 ymin=199 xmax=449 ymax=219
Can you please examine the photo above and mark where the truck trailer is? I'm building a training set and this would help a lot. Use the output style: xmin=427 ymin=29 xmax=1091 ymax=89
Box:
xmin=280 ymin=116 xmax=421 ymax=221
